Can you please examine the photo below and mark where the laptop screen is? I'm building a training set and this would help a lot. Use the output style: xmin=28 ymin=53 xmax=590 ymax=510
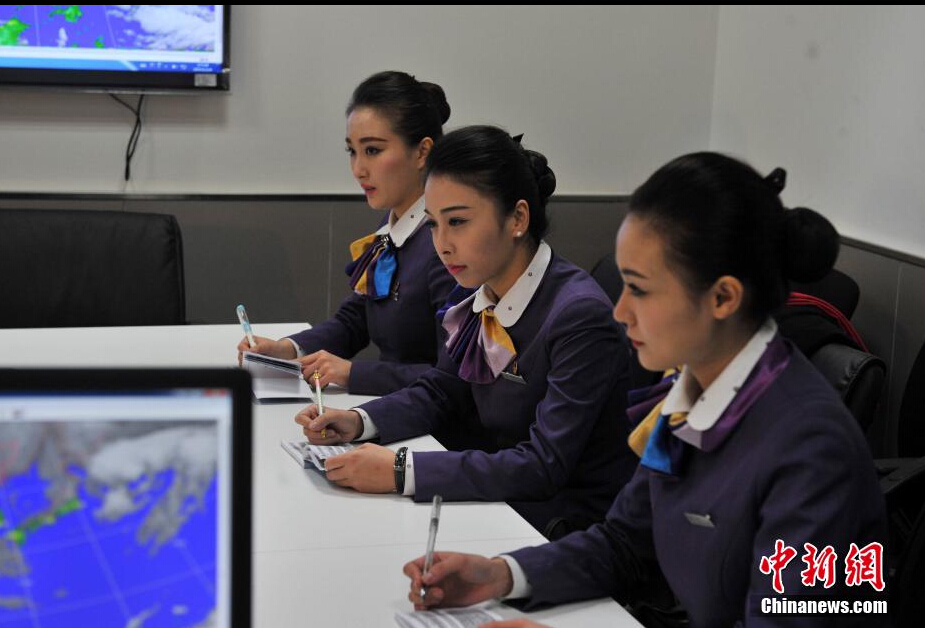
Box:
xmin=0 ymin=369 xmax=251 ymax=628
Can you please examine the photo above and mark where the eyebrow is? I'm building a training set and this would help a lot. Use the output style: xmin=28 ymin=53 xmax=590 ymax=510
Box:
xmin=424 ymin=205 xmax=471 ymax=216
xmin=620 ymin=268 xmax=648 ymax=280
xmin=345 ymin=136 xmax=388 ymax=144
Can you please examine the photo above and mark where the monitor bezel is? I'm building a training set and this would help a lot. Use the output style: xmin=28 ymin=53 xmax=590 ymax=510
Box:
xmin=0 ymin=367 xmax=252 ymax=628
xmin=0 ymin=5 xmax=231 ymax=93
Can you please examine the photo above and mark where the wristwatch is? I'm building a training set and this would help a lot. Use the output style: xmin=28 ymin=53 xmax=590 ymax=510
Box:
xmin=394 ymin=446 xmax=408 ymax=493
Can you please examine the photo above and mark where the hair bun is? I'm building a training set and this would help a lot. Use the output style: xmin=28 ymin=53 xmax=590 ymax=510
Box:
xmin=781 ymin=206 xmax=839 ymax=282
xmin=765 ymin=167 xmax=787 ymax=195
xmin=420 ymin=81 xmax=451 ymax=124
xmin=523 ymin=149 xmax=557 ymax=201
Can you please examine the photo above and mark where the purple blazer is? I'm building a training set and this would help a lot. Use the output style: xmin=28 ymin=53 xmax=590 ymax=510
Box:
xmin=359 ymin=254 xmax=637 ymax=536
xmin=288 ymin=222 xmax=456 ymax=395
xmin=509 ymin=345 xmax=889 ymax=627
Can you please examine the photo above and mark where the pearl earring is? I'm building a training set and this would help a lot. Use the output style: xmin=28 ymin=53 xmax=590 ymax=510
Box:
xmin=515 ymin=231 xmax=522 ymax=237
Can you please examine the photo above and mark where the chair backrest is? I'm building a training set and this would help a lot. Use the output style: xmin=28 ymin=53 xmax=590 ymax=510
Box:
xmin=589 ymin=253 xmax=624 ymax=304
xmin=791 ymin=268 xmax=860 ymax=319
xmin=882 ymin=456 xmax=925 ymax=627
xmin=892 ymin=501 xmax=925 ymax=627
xmin=0 ymin=209 xmax=186 ymax=328
xmin=810 ymin=343 xmax=886 ymax=432
xmin=897 ymin=340 xmax=925 ymax=457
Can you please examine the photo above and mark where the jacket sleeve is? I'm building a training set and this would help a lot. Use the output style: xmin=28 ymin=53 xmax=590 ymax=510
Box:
xmin=287 ymin=291 xmax=370 ymax=358
xmin=507 ymin=464 xmax=661 ymax=608
xmin=356 ymin=341 xmax=474 ymax=444
xmin=347 ymin=360 xmax=435 ymax=395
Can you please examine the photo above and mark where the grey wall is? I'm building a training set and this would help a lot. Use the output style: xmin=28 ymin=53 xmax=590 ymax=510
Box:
xmin=0 ymin=5 xmax=719 ymax=197
xmin=711 ymin=5 xmax=925 ymax=259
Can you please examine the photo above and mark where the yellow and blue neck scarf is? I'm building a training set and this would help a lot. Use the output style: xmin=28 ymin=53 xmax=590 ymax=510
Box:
xmin=626 ymin=335 xmax=791 ymax=476
xmin=346 ymin=232 xmax=397 ymax=300
xmin=628 ymin=395 xmax=692 ymax=476
xmin=626 ymin=370 xmax=688 ymax=475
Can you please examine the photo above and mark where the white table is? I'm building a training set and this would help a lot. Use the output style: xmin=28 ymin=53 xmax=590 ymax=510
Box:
xmin=0 ymin=323 xmax=641 ymax=627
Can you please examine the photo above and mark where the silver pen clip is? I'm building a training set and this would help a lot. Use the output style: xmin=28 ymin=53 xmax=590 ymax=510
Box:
xmin=684 ymin=512 xmax=715 ymax=528
xmin=500 ymin=371 xmax=527 ymax=385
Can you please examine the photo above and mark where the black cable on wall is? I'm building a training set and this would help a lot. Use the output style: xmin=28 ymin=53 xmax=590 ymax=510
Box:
xmin=109 ymin=94 xmax=146 ymax=182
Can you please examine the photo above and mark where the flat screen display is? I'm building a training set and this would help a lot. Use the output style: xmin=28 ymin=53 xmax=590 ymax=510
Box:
xmin=0 ymin=369 xmax=252 ymax=627
xmin=0 ymin=5 xmax=230 ymax=92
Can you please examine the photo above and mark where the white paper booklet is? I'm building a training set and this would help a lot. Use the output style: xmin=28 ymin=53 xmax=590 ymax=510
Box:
xmin=281 ymin=440 xmax=355 ymax=471
xmin=242 ymin=351 xmax=313 ymax=401
xmin=394 ymin=605 xmax=503 ymax=628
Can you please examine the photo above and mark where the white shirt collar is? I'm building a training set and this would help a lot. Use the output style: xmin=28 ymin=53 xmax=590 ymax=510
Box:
xmin=471 ymin=241 xmax=552 ymax=327
xmin=374 ymin=196 xmax=427 ymax=247
xmin=662 ymin=318 xmax=778 ymax=431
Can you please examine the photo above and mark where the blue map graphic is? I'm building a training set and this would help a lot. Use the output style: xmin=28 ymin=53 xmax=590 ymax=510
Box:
xmin=0 ymin=422 xmax=219 ymax=628
xmin=0 ymin=5 xmax=218 ymax=51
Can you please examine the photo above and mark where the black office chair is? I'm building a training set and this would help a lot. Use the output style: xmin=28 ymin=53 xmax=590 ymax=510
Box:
xmin=791 ymin=268 xmax=860 ymax=319
xmin=809 ymin=343 xmax=886 ymax=433
xmin=0 ymin=209 xmax=186 ymax=328
xmin=878 ymin=453 xmax=925 ymax=627
xmin=875 ymin=339 xmax=925 ymax=482
xmin=897 ymin=340 xmax=925 ymax=458
xmin=889 ymin=493 xmax=925 ymax=628
xmin=874 ymin=340 xmax=925 ymax=611
xmin=776 ymin=268 xmax=886 ymax=432
xmin=589 ymin=253 xmax=624 ymax=304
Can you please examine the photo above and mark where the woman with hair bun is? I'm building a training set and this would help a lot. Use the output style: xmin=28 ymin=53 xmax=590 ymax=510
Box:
xmin=401 ymin=152 xmax=888 ymax=628
xmin=237 ymin=71 xmax=457 ymax=395
xmin=296 ymin=126 xmax=637 ymax=539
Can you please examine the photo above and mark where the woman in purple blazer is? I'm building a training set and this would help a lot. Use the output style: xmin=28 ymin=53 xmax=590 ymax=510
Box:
xmin=296 ymin=126 xmax=637 ymax=538
xmin=401 ymin=153 xmax=889 ymax=627
xmin=236 ymin=71 xmax=457 ymax=395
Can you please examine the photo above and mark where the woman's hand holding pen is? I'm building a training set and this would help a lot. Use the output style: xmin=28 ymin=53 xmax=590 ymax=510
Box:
xmin=295 ymin=406 xmax=362 ymax=444
xmin=299 ymin=350 xmax=352 ymax=388
xmin=403 ymin=553 xmax=514 ymax=611
xmin=236 ymin=336 xmax=296 ymax=365
xmin=323 ymin=444 xmax=395 ymax=493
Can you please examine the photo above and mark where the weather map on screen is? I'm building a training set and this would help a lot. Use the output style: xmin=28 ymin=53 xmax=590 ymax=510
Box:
xmin=0 ymin=392 xmax=233 ymax=627
xmin=0 ymin=5 xmax=225 ymax=73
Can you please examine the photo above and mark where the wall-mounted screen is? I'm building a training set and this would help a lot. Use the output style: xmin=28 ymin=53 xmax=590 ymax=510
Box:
xmin=0 ymin=5 xmax=230 ymax=92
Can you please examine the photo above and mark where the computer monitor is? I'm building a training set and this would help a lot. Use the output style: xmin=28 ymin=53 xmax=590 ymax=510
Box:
xmin=0 ymin=5 xmax=231 ymax=92
xmin=0 ymin=369 xmax=251 ymax=627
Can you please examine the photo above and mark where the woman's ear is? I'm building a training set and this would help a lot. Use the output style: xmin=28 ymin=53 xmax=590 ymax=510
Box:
xmin=414 ymin=137 xmax=434 ymax=170
xmin=709 ymin=275 xmax=744 ymax=320
xmin=511 ymin=199 xmax=530 ymax=239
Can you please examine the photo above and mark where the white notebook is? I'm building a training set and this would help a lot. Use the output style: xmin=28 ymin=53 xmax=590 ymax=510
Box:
xmin=242 ymin=351 xmax=314 ymax=401
xmin=281 ymin=440 xmax=355 ymax=471
xmin=394 ymin=605 xmax=503 ymax=628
